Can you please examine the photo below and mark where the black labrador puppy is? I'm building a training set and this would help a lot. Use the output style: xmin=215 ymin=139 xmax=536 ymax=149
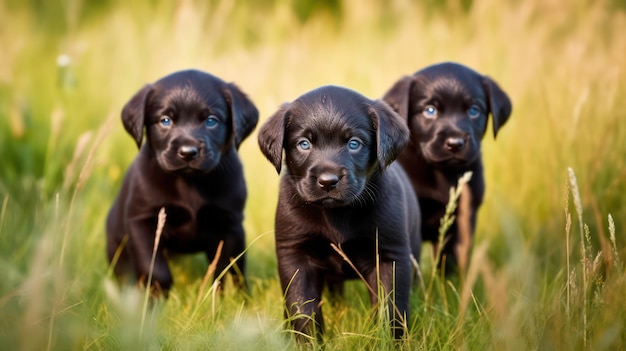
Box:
xmin=383 ymin=62 xmax=512 ymax=273
xmin=258 ymin=86 xmax=421 ymax=341
xmin=106 ymin=69 xmax=258 ymax=295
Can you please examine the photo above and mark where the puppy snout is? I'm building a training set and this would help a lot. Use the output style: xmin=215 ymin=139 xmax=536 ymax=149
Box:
xmin=178 ymin=145 xmax=199 ymax=160
xmin=445 ymin=137 xmax=466 ymax=153
xmin=317 ymin=173 xmax=340 ymax=191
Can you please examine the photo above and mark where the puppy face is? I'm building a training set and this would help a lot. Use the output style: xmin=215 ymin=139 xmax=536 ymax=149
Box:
xmin=121 ymin=70 xmax=258 ymax=174
xmin=384 ymin=62 xmax=512 ymax=168
xmin=285 ymin=99 xmax=374 ymax=207
xmin=259 ymin=86 xmax=408 ymax=207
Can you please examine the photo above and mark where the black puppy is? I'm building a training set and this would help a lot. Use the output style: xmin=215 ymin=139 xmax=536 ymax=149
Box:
xmin=383 ymin=62 xmax=512 ymax=273
xmin=106 ymin=70 xmax=258 ymax=295
xmin=258 ymin=86 xmax=421 ymax=341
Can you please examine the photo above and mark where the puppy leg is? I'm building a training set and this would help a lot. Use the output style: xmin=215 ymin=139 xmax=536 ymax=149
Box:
xmin=107 ymin=234 xmax=135 ymax=282
xmin=279 ymin=261 xmax=325 ymax=343
xmin=366 ymin=257 xmax=411 ymax=339
xmin=127 ymin=220 xmax=173 ymax=295
xmin=325 ymin=274 xmax=346 ymax=305
xmin=212 ymin=227 xmax=247 ymax=290
xmin=136 ymin=250 xmax=172 ymax=297
xmin=107 ymin=207 xmax=136 ymax=283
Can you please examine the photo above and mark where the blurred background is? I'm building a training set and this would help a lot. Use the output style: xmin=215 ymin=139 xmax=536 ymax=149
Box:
xmin=0 ymin=0 xmax=624 ymax=349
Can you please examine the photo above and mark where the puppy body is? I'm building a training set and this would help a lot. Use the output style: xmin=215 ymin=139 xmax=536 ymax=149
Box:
xmin=383 ymin=62 xmax=512 ymax=272
xmin=258 ymin=86 xmax=421 ymax=340
xmin=106 ymin=70 xmax=258 ymax=293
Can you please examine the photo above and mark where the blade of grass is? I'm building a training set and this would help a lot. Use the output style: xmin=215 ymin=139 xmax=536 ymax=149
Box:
xmin=0 ymin=194 xmax=9 ymax=233
xmin=140 ymin=207 xmax=166 ymax=339
xmin=608 ymin=214 xmax=620 ymax=270
xmin=564 ymin=180 xmax=572 ymax=317
xmin=424 ymin=171 xmax=472 ymax=311
xmin=197 ymin=240 xmax=224 ymax=305
xmin=568 ymin=167 xmax=587 ymax=348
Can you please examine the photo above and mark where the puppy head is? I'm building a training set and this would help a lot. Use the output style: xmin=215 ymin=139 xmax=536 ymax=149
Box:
xmin=121 ymin=70 xmax=258 ymax=173
xmin=383 ymin=62 xmax=512 ymax=167
xmin=258 ymin=86 xmax=408 ymax=207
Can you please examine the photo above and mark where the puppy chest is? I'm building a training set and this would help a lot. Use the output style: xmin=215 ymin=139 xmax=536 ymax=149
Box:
xmin=301 ymin=235 xmax=377 ymax=274
xmin=160 ymin=205 xmax=237 ymax=249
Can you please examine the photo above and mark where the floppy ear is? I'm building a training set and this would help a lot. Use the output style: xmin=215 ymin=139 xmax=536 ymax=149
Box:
xmin=369 ymin=100 xmax=410 ymax=170
xmin=122 ymin=84 xmax=154 ymax=149
xmin=258 ymin=104 xmax=289 ymax=174
xmin=382 ymin=75 xmax=413 ymax=119
xmin=222 ymin=83 xmax=259 ymax=149
xmin=482 ymin=76 xmax=512 ymax=138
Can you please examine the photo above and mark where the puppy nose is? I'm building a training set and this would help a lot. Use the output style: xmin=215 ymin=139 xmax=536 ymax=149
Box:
xmin=178 ymin=145 xmax=199 ymax=160
xmin=445 ymin=137 xmax=466 ymax=152
xmin=318 ymin=173 xmax=339 ymax=191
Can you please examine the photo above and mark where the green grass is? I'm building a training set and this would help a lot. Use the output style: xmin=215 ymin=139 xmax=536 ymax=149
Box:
xmin=1 ymin=0 xmax=625 ymax=349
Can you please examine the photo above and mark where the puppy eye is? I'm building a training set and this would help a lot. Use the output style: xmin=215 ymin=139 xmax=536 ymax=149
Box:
xmin=160 ymin=116 xmax=172 ymax=127
xmin=467 ymin=105 xmax=481 ymax=119
xmin=422 ymin=105 xmax=438 ymax=119
xmin=298 ymin=139 xmax=311 ymax=150
xmin=347 ymin=138 xmax=362 ymax=151
xmin=205 ymin=115 xmax=218 ymax=128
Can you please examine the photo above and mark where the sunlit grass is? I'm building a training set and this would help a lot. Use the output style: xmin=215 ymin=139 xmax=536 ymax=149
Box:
xmin=0 ymin=0 xmax=625 ymax=349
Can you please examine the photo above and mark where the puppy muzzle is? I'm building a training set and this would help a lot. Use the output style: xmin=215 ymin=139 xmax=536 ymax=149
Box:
xmin=296 ymin=163 xmax=359 ymax=207
xmin=444 ymin=136 xmax=467 ymax=153
xmin=158 ymin=136 xmax=218 ymax=173
xmin=422 ymin=130 xmax=478 ymax=167
xmin=317 ymin=172 xmax=340 ymax=191
xmin=178 ymin=145 xmax=199 ymax=161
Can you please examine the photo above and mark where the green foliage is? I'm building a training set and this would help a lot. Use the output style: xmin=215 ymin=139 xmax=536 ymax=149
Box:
xmin=0 ymin=0 xmax=625 ymax=349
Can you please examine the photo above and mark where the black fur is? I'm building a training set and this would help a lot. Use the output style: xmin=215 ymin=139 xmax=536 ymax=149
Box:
xmin=106 ymin=70 xmax=258 ymax=295
xmin=258 ymin=86 xmax=421 ymax=341
xmin=383 ymin=62 xmax=512 ymax=273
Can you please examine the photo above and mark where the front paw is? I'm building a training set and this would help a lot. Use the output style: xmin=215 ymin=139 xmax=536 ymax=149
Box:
xmin=138 ymin=270 xmax=172 ymax=298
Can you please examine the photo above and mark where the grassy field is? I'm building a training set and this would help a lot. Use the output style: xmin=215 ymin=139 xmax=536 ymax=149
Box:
xmin=1 ymin=0 xmax=625 ymax=349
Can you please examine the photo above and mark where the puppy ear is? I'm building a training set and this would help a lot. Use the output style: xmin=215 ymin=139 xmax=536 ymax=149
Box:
xmin=482 ymin=76 xmax=512 ymax=138
xmin=222 ymin=83 xmax=259 ymax=149
xmin=122 ymin=84 xmax=154 ymax=149
xmin=382 ymin=75 xmax=413 ymax=119
xmin=369 ymin=100 xmax=410 ymax=170
xmin=258 ymin=104 xmax=289 ymax=174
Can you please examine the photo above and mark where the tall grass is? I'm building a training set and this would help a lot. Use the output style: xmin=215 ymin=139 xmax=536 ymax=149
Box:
xmin=0 ymin=0 xmax=625 ymax=349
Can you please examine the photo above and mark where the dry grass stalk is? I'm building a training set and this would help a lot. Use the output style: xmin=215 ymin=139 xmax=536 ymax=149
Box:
xmin=330 ymin=243 xmax=376 ymax=298
xmin=140 ymin=207 xmax=167 ymax=338
xmin=197 ymin=240 xmax=224 ymax=306
xmin=564 ymin=180 xmax=572 ymax=316
xmin=608 ymin=214 xmax=620 ymax=270
xmin=567 ymin=167 xmax=587 ymax=348
xmin=456 ymin=183 xmax=473 ymax=274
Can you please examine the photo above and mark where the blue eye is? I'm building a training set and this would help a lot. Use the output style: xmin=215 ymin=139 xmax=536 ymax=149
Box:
xmin=160 ymin=116 xmax=172 ymax=127
xmin=205 ymin=116 xmax=218 ymax=127
xmin=467 ymin=105 xmax=481 ymax=119
xmin=348 ymin=138 xmax=361 ymax=151
xmin=423 ymin=105 xmax=437 ymax=119
xmin=298 ymin=139 xmax=311 ymax=150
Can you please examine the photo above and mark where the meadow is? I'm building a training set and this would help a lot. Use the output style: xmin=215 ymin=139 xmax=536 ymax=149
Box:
xmin=0 ymin=0 xmax=625 ymax=349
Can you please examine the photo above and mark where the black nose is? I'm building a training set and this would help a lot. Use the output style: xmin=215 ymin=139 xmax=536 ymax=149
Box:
xmin=178 ymin=145 xmax=199 ymax=160
xmin=445 ymin=137 xmax=466 ymax=152
xmin=318 ymin=173 xmax=339 ymax=191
